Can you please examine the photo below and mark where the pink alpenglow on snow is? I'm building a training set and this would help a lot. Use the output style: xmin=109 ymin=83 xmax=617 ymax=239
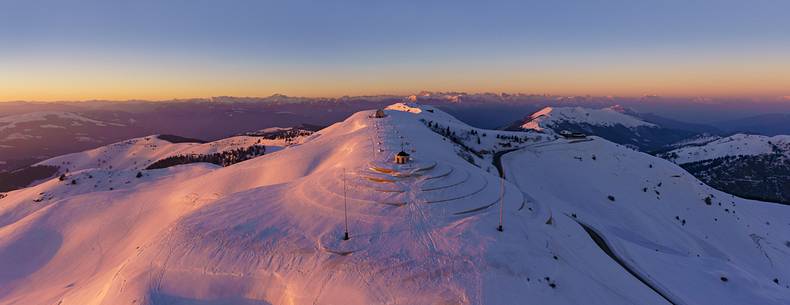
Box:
xmin=0 ymin=103 xmax=788 ymax=305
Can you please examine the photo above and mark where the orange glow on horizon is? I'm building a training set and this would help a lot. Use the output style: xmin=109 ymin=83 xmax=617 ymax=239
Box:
xmin=1 ymin=51 xmax=788 ymax=102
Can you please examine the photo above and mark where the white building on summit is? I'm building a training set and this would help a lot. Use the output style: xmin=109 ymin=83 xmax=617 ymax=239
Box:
xmin=394 ymin=151 xmax=410 ymax=164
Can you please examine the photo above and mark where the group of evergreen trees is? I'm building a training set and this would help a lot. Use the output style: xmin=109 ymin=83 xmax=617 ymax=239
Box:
xmin=681 ymin=153 xmax=790 ymax=204
xmin=146 ymin=145 xmax=266 ymax=170
xmin=0 ymin=165 xmax=60 ymax=193
xmin=422 ymin=120 xmax=483 ymax=166
xmin=424 ymin=119 xmax=537 ymax=152
xmin=495 ymin=133 xmax=531 ymax=144
xmin=244 ymin=128 xmax=314 ymax=144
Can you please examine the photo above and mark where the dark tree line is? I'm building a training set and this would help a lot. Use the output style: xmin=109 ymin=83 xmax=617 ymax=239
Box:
xmin=495 ymin=133 xmax=531 ymax=144
xmin=157 ymin=134 xmax=207 ymax=144
xmin=244 ymin=127 xmax=314 ymax=144
xmin=423 ymin=121 xmax=481 ymax=155
xmin=0 ymin=165 xmax=60 ymax=192
xmin=681 ymin=153 xmax=790 ymax=204
xmin=421 ymin=120 xmax=484 ymax=167
xmin=146 ymin=145 xmax=266 ymax=170
xmin=424 ymin=119 xmax=536 ymax=152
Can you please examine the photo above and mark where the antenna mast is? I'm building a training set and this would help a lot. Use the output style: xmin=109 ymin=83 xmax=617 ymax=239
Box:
xmin=498 ymin=171 xmax=504 ymax=232
xmin=343 ymin=168 xmax=350 ymax=240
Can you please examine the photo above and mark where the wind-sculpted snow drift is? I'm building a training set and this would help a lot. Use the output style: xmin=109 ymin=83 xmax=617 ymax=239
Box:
xmin=0 ymin=103 xmax=788 ymax=305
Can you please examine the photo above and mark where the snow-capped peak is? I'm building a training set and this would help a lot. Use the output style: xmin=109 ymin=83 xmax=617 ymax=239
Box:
xmin=605 ymin=104 xmax=628 ymax=114
xmin=520 ymin=106 xmax=656 ymax=132
xmin=407 ymin=91 xmax=466 ymax=103
xmin=385 ymin=102 xmax=425 ymax=114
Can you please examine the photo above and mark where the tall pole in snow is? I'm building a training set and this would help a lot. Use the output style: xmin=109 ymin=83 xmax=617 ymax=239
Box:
xmin=498 ymin=171 xmax=504 ymax=232
xmin=343 ymin=168 xmax=350 ymax=240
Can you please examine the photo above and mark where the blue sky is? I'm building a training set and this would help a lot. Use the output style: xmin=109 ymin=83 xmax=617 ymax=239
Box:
xmin=1 ymin=0 xmax=789 ymax=100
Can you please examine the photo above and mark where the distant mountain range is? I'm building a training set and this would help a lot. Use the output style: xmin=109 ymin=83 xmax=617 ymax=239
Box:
xmin=715 ymin=113 xmax=790 ymax=136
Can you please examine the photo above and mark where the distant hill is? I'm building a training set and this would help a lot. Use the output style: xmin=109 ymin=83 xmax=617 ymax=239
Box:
xmin=631 ymin=112 xmax=722 ymax=135
xmin=661 ymin=134 xmax=790 ymax=204
xmin=509 ymin=106 xmax=701 ymax=152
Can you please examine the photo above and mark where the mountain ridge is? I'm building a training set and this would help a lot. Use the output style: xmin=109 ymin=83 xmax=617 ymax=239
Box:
xmin=0 ymin=103 xmax=788 ymax=304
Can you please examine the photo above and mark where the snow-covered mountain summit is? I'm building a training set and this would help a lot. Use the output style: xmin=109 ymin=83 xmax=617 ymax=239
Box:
xmin=511 ymin=106 xmax=702 ymax=152
xmin=0 ymin=103 xmax=788 ymax=305
xmin=520 ymin=106 xmax=657 ymax=132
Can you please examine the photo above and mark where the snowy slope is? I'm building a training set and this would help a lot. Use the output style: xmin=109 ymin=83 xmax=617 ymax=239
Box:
xmin=35 ymin=135 xmax=293 ymax=174
xmin=504 ymin=137 xmax=790 ymax=305
xmin=666 ymin=135 xmax=722 ymax=149
xmin=0 ymin=134 xmax=296 ymax=233
xmin=0 ymin=133 xmax=294 ymax=203
xmin=520 ymin=106 xmax=656 ymax=132
xmin=663 ymin=134 xmax=790 ymax=164
xmin=0 ymin=103 xmax=788 ymax=305
xmin=514 ymin=106 xmax=702 ymax=152
xmin=660 ymin=134 xmax=790 ymax=204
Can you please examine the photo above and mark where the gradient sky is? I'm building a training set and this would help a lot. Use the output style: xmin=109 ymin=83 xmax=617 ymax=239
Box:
xmin=1 ymin=0 xmax=790 ymax=101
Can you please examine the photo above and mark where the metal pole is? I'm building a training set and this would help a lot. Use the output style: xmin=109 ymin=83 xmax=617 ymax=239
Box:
xmin=498 ymin=172 xmax=504 ymax=232
xmin=343 ymin=168 xmax=350 ymax=240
